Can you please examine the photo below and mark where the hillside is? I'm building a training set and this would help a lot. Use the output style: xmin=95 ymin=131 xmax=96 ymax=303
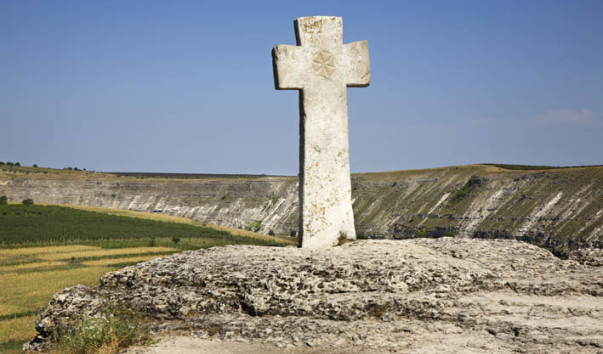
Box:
xmin=1 ymin=164 xmax=601 ymax=256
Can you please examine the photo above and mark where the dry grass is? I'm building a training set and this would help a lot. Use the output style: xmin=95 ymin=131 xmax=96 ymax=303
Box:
xmin=0 ymin=245 xmax=97 ymax=257
xmin=42 ymin=204 xmax=296 ymax=246
xmin=81 ymin=255 xmax=167 ymax=267
xmin=0 ymin=245 xmax=184 ymax=352
xmin=199 ymin=221 xmax=296 ymax=244
xmin=38 ymin=247 xmax=176 ymax=261
xmin=0 ymin=314 xmax=38 ymax=343
xmin=64 ymin=205 xmax=198 ymax=223
xmin=0 ymin=266 xmax=113 ymax=315
xmin=0 ymin=261 xmax=65 ymax=273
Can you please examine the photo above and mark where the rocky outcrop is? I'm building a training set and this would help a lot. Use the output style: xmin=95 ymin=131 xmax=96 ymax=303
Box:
xmin=1 ymin=165 xmax=601 ymax=256
xmin=26 ymin=239 xmax=602 ymax=353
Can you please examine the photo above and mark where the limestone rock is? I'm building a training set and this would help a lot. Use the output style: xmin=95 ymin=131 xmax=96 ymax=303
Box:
xmin=273 ymin=16 xmax=370 ymax=248
xmin=25 ymin=239 xmax=602 ymax=352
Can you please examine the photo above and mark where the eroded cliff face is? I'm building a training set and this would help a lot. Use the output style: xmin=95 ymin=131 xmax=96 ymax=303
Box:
xmin=1 ymin=165 xmax=601 ymax=256
xmin=352 ymin=165 xmax=602 ymax=256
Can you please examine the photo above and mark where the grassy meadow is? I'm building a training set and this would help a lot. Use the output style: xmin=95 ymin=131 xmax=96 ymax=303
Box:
xmin=0 ymin=203 xmax=294 ymax=352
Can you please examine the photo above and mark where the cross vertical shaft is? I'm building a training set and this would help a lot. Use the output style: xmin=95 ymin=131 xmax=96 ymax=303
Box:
xmin=273 ymin=16 xmax=370 ymax=248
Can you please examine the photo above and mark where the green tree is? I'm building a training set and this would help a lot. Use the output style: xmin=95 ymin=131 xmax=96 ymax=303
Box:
xmin=0 ymin=195 xmax=7 ymax=206
xmin=22 ymin=198 xmax=34 ymax=206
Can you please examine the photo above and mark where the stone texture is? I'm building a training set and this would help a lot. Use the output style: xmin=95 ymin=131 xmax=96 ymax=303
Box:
xmin=26 ymin=239 xmax=603 ymax=352
xmin=273 ymin=16 xmax=370 ymax=248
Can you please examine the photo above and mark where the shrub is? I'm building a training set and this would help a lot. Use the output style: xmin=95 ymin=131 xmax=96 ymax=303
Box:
xmin=268 ymin=230 xmax=275 ymax=236
xmin=0 ymin=161 xmax=4 ymax=165
xmin=148 ymin=237 xmax=157 ymax=247
xmin=171 ymin=236 xmax=181 ymax=244
xmin=15 ymin=162 xmax=20 ymax=166
xmin=450 ymin=183 xmax=469 ymax=204
xmin=56 ymin=304 xmax=151 ymax=353
xmin=0 ymin=195 xmax=7 ymax=206
xmin=33 ymin=164 xmax=38 ymax=168
xmin=22 ymin=198 xmax=34 ymax=206
xmin=249 ymin=220 xmax=262 ymax=232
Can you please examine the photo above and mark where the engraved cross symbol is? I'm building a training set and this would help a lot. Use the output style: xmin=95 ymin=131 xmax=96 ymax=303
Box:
xmin=272 ymin=16 xmax=370 ymax=248
xmin=312 ymin=50 xmax=335 ymax=78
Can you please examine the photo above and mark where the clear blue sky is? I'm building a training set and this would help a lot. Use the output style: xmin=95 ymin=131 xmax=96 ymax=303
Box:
xmin=1 ymin=0 xmax=601 ymax=174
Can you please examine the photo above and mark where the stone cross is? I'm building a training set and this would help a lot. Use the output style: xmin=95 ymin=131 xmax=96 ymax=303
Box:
xmin=272 ymin=16 xmax=370 ymax=248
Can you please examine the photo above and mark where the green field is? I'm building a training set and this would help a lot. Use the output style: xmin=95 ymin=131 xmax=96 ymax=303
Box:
xmin=0 ymin=204 xmax=288 ymax=248
xmin=0 ymin=204 xmax=292 ymax=353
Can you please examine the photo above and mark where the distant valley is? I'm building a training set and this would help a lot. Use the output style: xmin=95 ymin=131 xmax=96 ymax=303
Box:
xmin=1 ymin=164 xmax=601 ymax=257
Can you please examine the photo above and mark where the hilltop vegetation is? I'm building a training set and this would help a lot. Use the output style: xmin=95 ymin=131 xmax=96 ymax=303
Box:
xmin=483 ymin=163 xmax=601 ymax=171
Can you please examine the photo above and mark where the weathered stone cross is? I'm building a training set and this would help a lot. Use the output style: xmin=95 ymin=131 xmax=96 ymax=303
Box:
xmin=273 ymin=16 xmax=370 ymax=248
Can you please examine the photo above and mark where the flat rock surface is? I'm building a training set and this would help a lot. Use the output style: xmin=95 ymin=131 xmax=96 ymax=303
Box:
xmin=27 ymin=239 xmax=602 ymax=353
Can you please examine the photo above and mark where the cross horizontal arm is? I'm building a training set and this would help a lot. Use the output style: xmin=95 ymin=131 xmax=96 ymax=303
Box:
xmin=344 ymin=40 xmax=370 ymax=87
xmin=272 ymin=45 xmax=306 ymax=90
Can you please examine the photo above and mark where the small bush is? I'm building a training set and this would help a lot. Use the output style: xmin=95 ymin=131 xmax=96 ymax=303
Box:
xmin=171 ymin=236 xmax=181 ymax=244
xmin=450 ymin=183 xmax=469 ymax=204
xmin=269 ymin=195 xmax=280 ymax=205
xmin=22 ymin=198 xmax=34 ymax=206
xmin=15 ymin=162 xmax=20 ymax=166
xmin=33 ymin=164 xmax=38 ymax=168
xmin=148 ymin=237 xmax=157 ymax=247
xmin=249 ymin=220 xmax=262 ymax=232
xmin=0 ymin=195 xmax=7 ymax=206
xmin=268 ymin=230 xmax=275 ymax=236
xmin=57 ymin=304 xmax=151 ymax=353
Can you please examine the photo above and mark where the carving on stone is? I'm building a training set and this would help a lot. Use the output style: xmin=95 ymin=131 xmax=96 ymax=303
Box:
xmin=312 ymin=50 xmax=335 ymax=78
